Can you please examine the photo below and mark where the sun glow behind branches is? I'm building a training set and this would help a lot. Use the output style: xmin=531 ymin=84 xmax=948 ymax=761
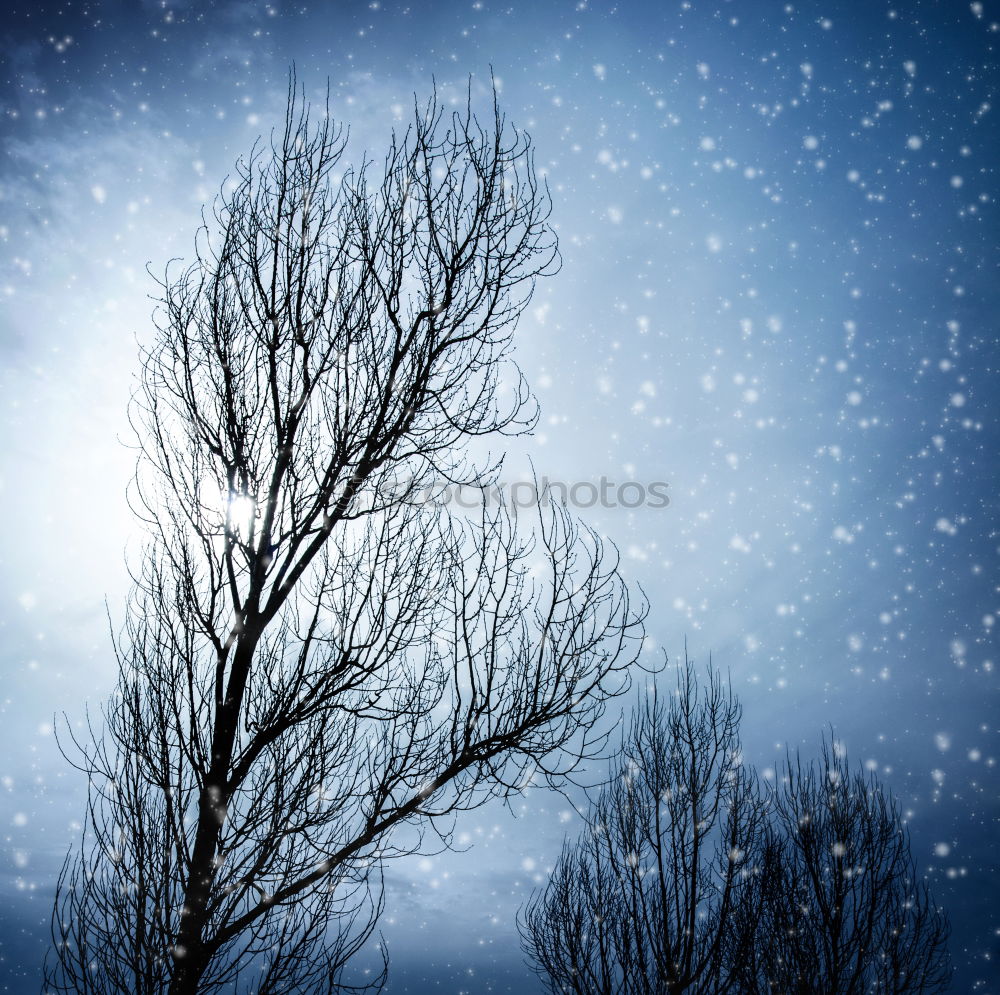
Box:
xmin=200 ymin=480 xmax=259 ymax=537
xmin=227 ymin=493 xmax=258 ymax=535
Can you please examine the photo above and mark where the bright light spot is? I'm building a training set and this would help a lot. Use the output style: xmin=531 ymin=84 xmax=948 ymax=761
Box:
xmin=203 ymin=481 xmax=258 ymax=535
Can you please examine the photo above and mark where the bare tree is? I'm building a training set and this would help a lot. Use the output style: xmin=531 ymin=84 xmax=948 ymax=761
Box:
xmin=44 ymin=76 xmax=646 ymax=995
xmin=732 ymin=742 xmax=952 ymax=995
xmin=520 ymin=658 xmax=767 ymax=994
xmin=523 ymin=671 xmax=951 ymax=995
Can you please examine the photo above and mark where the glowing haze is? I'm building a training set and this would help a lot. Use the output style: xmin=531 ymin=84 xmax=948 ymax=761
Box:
xmin=0 ymin=1 xmax=997 ymax=990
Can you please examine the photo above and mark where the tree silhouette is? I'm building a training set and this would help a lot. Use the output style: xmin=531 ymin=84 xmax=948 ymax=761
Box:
xmin=732 ymin=742 xmax=952 ymax=994
xmin=522 ymin=662 xmax=951 ymax=995
xmin=520 ymin=659 xmax=768 ymax=994
xmin=44 ymin=76 xmax=646 ymax=995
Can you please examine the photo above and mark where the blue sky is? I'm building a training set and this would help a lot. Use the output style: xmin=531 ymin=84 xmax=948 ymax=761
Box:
xmin=0 ymin=0 xmax=997 ymax=991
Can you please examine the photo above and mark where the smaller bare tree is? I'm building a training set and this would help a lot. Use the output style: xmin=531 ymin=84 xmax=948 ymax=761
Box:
xmin=733 ymin=741 xmax=952 ymax=995
xmin=520 ymin=658 xmax=767 ymax=994
xmin=522 ymin=667 xmax=952 ymax=995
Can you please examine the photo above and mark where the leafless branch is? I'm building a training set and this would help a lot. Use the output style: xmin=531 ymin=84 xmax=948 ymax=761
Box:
xmin=44 ymin=72 xmax=644 ymax=995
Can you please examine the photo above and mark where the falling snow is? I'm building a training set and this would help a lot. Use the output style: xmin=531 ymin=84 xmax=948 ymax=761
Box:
xmin=0 ymin=1 xmax=997 ymax=992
